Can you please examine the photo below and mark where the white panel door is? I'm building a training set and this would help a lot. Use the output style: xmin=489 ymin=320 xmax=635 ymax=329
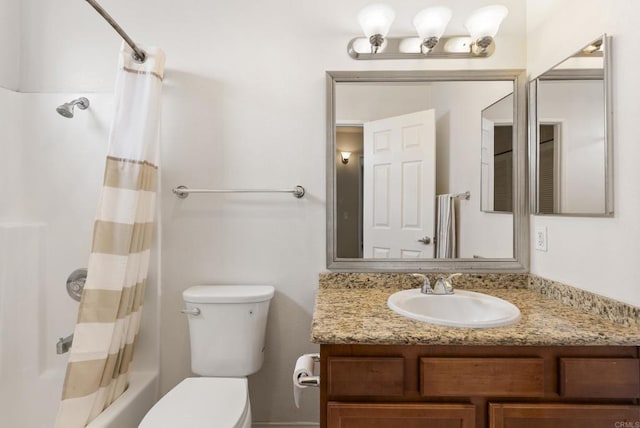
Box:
xmin=363 ymin=110 xmax=436 ymax=259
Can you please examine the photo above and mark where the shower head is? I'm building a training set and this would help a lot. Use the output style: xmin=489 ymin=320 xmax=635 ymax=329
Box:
xmin=56 ymin=97 xmax=90 ymax=118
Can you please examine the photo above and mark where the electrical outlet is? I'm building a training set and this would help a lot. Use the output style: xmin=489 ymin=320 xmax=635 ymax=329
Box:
xmin=535 ymin=226 xmax=548 ymax=251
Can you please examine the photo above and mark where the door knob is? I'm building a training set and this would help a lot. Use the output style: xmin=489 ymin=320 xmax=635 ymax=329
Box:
xmin=417 ymin=236 xmax=431 ymax=245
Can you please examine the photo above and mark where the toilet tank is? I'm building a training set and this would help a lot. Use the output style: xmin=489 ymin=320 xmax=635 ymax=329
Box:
xmin=182 ymin=285 xmax=275 ymax=377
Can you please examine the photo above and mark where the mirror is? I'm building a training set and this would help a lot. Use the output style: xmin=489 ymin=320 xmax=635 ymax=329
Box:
xmin=481 ymin=93 xmax=514 ymax=213
xmin=530 ymin=35 xmax=613 ymax=216
xmin=327 ymin=70 xmax=528 ymax=272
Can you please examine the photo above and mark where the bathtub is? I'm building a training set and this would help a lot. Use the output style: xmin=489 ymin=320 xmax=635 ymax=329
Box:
xmin=0 ymin=369 xmax=157 ymax=428
xmin=0 ymin=223 xmax=160 ymax=428
xmin=87 ymin=371 xmax=158 ymax=428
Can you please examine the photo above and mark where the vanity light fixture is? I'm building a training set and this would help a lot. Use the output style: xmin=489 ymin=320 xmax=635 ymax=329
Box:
xmin=357 ymin=3 xmax=396 ymax=53
xmin=464 ymin=5 xmax=509 ymax=55
xmin=413 ymin=7 xmax=452 ymax=54
xmin=349 ymin=4 xmax=508 ymax=60
xmin=340 ymin=152 xmax=352 ymax=164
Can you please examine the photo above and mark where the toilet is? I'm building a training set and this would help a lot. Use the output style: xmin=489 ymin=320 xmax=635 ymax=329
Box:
xmin=139 ymin=285 xmax=275 ymax=428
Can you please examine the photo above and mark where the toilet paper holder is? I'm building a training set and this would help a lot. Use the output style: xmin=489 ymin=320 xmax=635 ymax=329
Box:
xmin=295 ymin=353 xmax=320 ymax=387
xmin=298 ymin=375 xmax=320 ymax=386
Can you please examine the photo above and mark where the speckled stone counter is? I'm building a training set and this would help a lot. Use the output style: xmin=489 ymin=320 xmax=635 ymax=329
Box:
xmin=311 ymin=274 xmax=640 ymax=346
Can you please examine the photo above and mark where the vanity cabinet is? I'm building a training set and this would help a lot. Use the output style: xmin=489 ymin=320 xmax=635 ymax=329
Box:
xmin=320 ymin=344 xmax=640 ymax=428
xmin=489 ymin=403 xmax=640 ymax=428
xmin=328 ymin=403 xmax=475 ymax=428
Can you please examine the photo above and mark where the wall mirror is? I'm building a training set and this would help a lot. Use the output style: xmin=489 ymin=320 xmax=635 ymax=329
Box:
xmin=481 ymin=93 xmax=514 ymax=213
xmin=529 ymin=35 xmax=613 ymax=216
xmin=326 ymin=70 xmax=528 ymax=273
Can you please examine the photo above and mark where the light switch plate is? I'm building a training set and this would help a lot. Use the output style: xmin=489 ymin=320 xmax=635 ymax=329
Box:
xmin=535 ymin=226 xmax=548 ymax=251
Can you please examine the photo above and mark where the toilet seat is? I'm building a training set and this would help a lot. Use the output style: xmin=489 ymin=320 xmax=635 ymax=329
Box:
xmin=139 ymin=377 xmax=249 ymax=427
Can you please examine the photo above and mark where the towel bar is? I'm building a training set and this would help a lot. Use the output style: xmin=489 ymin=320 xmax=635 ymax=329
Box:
xmin=172 ymin=185 xmax=305 ymax=199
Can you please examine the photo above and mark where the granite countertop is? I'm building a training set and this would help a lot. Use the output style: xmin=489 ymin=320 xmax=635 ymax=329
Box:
xmin=311 ymin=274 xmax=640 ymax=346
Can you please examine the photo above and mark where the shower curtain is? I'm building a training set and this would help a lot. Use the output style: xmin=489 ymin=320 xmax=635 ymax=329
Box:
xmin=56 ymin=44 xmax=165 ymax=428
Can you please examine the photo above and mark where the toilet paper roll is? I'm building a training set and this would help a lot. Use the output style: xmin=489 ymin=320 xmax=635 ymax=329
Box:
xmin=292 ymin=354 xmax=316 ymax=408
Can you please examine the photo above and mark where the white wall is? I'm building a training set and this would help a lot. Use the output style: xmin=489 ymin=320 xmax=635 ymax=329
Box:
xmin=0 ymin=88 xmax=23 ymax=220
xmin=336 ymin=84 xmax=434 ymax=122
xmin=527 ymin=0 xmax=640 ymax=306
xmin=13 ymin=0 xmax=527 ymax=424
xmin=0 ymin=0 xmax=20 ymax=89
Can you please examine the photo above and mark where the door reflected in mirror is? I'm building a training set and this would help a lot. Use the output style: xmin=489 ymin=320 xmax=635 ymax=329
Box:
xmin=530 ymin=35 xmax=612 ymax=216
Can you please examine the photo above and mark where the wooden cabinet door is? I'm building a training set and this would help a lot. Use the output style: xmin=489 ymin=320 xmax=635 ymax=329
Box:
xmin=327 ymin=357 xmax=405 ymax=397
xmin=420 ymin=358 xmax=545 ymax=397
xmin=490 ymin=403 xmax=640 ymax=428
xmin=327 ymin=402 xmax=475 ymax=428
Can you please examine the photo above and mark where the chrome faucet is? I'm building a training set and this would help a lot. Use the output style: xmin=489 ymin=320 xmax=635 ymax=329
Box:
xmin=414 ymin=273 xmax=462 ymax=295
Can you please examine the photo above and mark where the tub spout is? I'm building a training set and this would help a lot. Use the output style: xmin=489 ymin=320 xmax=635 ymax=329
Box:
xmin=56 ymin=334 xmax=73 ymax=354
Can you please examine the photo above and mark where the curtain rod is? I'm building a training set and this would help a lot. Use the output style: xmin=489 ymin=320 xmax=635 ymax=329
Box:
xmin=84 ymin=0 xmax=147 ymax=63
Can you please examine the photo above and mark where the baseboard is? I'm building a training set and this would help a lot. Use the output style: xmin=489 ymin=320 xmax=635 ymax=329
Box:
xmin=252 ymin=423 xmax=319 ymax=428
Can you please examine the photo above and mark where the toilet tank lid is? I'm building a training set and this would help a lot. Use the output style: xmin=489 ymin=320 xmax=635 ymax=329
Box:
xmin=183 ymin=285 xmax=275 ymax=303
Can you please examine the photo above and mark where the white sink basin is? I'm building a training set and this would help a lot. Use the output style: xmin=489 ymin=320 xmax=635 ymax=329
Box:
xmin=387 ymin=289 xmax=521 ymax=328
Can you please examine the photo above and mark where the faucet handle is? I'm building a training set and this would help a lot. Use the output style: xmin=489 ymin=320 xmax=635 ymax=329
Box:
xmin=446 ymin=273 xmax=463 ymax=284
xmin=412 ymin=273 xmax=434 ymax=294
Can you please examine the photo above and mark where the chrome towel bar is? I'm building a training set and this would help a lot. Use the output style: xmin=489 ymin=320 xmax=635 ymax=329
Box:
xmin=437 ymin=191 xmax=470 ymax=200
xmin=172 ymin=185 xmax=305 ymax=199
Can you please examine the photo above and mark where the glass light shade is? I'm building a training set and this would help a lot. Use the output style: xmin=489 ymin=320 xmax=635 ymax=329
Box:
xmin=464 ymin=5 xmax=508 ymax=40
xmin=341 ymin=152 xmax=352 ymax=163
xmin=357 ymin=3 xmax=395 ymax=37
xmin=413 ymin=7 xmax=452 ymax=39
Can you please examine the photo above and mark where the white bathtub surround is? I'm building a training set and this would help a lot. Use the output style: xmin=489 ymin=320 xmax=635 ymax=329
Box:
xmin=56 ymin=44 xmax=165 ymax=427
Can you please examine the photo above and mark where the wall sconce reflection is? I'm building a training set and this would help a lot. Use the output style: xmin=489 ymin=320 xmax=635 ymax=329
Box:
xmin=340 ymin=152 xmax=352 ymax=164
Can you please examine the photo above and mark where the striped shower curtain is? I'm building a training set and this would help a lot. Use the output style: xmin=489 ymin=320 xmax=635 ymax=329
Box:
xmin=56 ymin=44 xmax=165 ymax=428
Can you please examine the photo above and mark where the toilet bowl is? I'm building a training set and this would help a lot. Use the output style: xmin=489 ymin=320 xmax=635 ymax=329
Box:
xmin=139 ymin=285 xmax=274 ymax=427
xmin=139 ymin=378 xmax=250 ymax=428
